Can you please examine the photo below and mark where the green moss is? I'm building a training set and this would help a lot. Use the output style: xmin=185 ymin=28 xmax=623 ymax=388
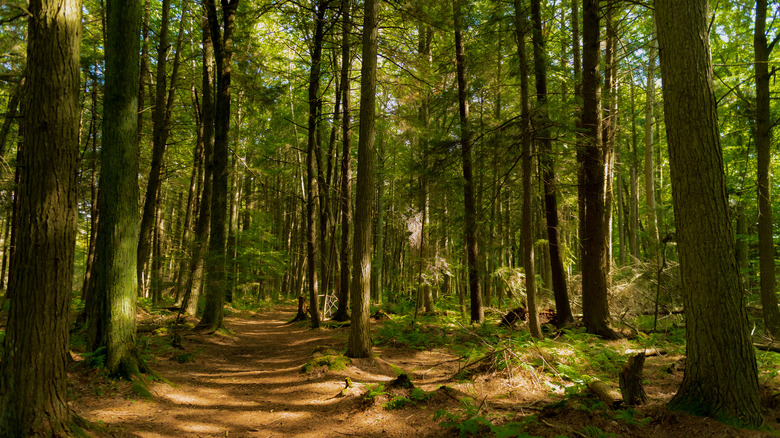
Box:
xmin=300 ymin=347 xmax=351 ymax=373
xmin=131 ymin=380 xmax=153 ymax=399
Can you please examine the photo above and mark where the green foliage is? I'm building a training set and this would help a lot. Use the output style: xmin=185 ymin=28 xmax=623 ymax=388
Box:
xmin=613 ymin=408 xmax=651 ymax=426
xmin=375 ymin=316 xmax=451 ymax=350
xmin=435 ymin=398 xmax=542 ymax=437
xmin=579 ymin=425 xmax=618 ymax=438
xmin=383 ymin=387 xmax=434 ymax=410
xmin=363 ymin=383 xmax=387 ymax=402
xmin=84 ymin=346 xmax=107 ymax=369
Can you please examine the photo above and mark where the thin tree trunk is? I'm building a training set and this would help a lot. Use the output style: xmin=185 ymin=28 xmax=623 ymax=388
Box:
xmin=514 ymin=0 xmax=541 ymax=339
xmin=305 ymin=1 xmax=326 ymax=329
xmin=453 ymin=0 xmax=483 ymax=324
xmin=644 ymin=33 xmax=659 ymax=261
xmin=531 ymin=0 xmax=572 ymax=326
xmin=0 ymin=81 xmax=22 ymax=159
xmin=333 ymin=0 xmax=353 ymax=322
xmin=755 ymin=0 xmax=780 ymax=337
xmin=183 ymin=16 xmax=215 ymax=318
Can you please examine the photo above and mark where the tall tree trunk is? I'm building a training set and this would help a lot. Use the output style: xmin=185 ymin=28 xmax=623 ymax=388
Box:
xmin=346 ymin=0 xmax=378 ymax=358
xmin=185 ymin=37 xmax=214 ymax=316
xmin=306 ymin=1 xmax=326 ymax=329
xmin=629 ymin=74 xmax=640 ymax=260
xmin=0 ymin=0 xmax=81 ymax=430
xmin=197 ymin=0 xmax=238 ymax=331
xmin=755 ymin=0 xmax=780 ymax=337
xmin=514 ymin=0 xmax=541 ymax=339
xmin=137 ymin=0 xmax=171 ymax=296
xmin=372 ymin=128 xmax=385 ymax=304
xmin=656 ymin=0 xmax=763 ymax=427
xmin=334 ymin=0 xmax=352 ymax=321
xmin=579 ymin=0 xmax=615 ymax=338
xmin=644 ymin=34 xmax=659 ymax=261
xmin=454 ymin=0 xmax=483 ymax=324
xmin=138 ymin=0 xmax=188 ymax=296
xmin=531 ymin=0 xmax=572 ymax=326
xmin=87 ymin=0 xmax=144 ymax=378
xmin=601 ymin=5 xmax=617 ymax=274
xmin=81 ymin=80 xmax=100 ymax=303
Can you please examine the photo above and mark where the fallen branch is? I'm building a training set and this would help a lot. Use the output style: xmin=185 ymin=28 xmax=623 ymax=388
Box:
xmin=754 ymin=343 xmax=780 ymax=353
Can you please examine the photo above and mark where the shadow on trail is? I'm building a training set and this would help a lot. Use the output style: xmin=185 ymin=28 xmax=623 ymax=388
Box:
xmin=77 ymin=307 xmax=452 ymax=438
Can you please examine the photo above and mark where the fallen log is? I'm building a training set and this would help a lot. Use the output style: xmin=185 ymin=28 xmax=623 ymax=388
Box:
xmin=587 ymin=379 xmax=623 ymax=409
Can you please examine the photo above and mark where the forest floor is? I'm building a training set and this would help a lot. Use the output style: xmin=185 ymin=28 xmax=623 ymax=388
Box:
xmin=67 ymin=304 xmax=780 ymax=438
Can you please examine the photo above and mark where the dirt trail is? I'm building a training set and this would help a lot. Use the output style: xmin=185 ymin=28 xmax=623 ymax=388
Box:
xmin=72 ymin=307 xmax=457 ymax=438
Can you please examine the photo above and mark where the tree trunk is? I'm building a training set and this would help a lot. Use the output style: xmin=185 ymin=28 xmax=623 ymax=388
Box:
xmin=453 ymin=0 xmax=483 ymax=324
xmin=198 ymin=0 xmax=238 ymax=331
xmin=81 ymin=80 xmax=100 ymax=304
xmin=138 ymin=0 xmax=188 ymax=297
xmin=333 ymin=0 xmax=352 ymax=322
xmin=346 ymin=0 xmax=378 ymax=358
xmin=755 ymin=0 xmax=780 ymax=337
xmin=629 ymin=75 xmax=640 ymax=260
xmin=306 ymin=1 xmax=326 ymax=329
xmin=0 ymin=81 xmax=22 ymax=159
xmin=87 ymin=0 xmax=144 ymax=378
xmin=655 ymin=0 xmax=763 ymax=427
xmin=137 ymin=0 xmax=172 ymax=296
xmin=579 ymin=0 xmax=615 ymax=338
xmin=531 ymin=0 xmax=572 ymax=327
xmin=644 ymin=34 xmax=659 ymax=261
xmin=0 ymin=0 xmax=80 ymax=430
xmin=514 ymin=0 xmax=541 ymax=339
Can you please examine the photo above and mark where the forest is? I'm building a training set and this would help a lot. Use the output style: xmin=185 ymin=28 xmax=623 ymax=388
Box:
xmin=1 ymin=0 xmax=780 ymax=436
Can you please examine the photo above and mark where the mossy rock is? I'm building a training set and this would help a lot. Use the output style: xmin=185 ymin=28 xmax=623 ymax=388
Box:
xmin=301 ymin=347 xmax=351 ymax=373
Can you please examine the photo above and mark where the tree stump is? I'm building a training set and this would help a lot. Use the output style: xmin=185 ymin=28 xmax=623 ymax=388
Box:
xmin=619 ymin=352 xmax=648 ymax=405
xmin=290 ymin=296 xmax=309 ymax=322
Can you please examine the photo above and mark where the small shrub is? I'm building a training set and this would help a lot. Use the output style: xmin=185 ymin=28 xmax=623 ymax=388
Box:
xmin=363 ymin=383 xmax=387 ymax=402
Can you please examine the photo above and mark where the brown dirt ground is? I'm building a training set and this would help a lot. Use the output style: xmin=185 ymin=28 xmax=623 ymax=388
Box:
xmin=68 ymin=306 xmax=780 ymax=437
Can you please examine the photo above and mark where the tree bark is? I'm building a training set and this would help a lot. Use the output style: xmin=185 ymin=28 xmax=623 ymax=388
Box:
xmin=514 ymin=0 xmax=541 ymax=339
xmin=579 ymin=0 xmax=615 ymax=338
xmin=306 ymin=0 xmax=326 ymax=329
xmin=655 ymin=0 xmax=763 ymax=427
xmin=333 ymin=0 xmax=352 ymax=322
xmin=88 ymin=0 xmax=144 ymax=378
xmin=346 ymin=0 xmax=378 ymax=358
xmin=644 ymin=34 xmax=659 ymax=261
xmin=755 ymin=0 xmax=780 ymax=337
xmin=197 ymin=0 xmax=238 ymax=331
xmin=453 ymin=0 xmax=483 ymax=324
xmin=0 ymin=0 xmax=80 ymax=430
xmin=531 ymin=0 xmax=572 ymax=327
